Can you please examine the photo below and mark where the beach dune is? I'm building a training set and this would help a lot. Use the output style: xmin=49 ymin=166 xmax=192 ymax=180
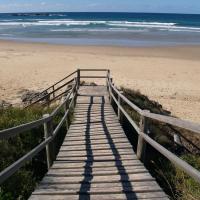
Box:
xmin=0 ymin=40 xmax=200 ymax=123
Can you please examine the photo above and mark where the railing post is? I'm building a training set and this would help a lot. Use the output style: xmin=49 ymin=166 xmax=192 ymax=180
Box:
xmin=43 ymin=114 xmax=55 ymax=169
xmin=109 ymin=78 xmax=113 ymax=104
xmin=137 ymin=110 xmax=150 ymax=163
xmin=72 ymin=78 xmax=77 ymax=109
xmin=64 ymin=99 xmax=69 ymax=131
xmin=118 ymin=93 xmax=121 ymax=121
xmin=52 ymin=85 xmax=55 ymax=98
xmin=107 ymin=70 xmax=110 ymax=91
xmin=174 ymin=134 xmax=182 ymax=146
xmin=77 ymin=69 xmax=80 ymax=88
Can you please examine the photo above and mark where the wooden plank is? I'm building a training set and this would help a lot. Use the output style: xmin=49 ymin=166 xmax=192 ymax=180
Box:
xmin=47 ymin=165 xmax=146 ymax=174
xmin=32 ymin=184 xmax=162 ymax=195
xmin=60 ymin=144 xmax=133 ymax=151
xmin=61 ymin=141 xmax=131 ymax=148
xmin=68 ymin=127 xmax=123 ymax=133
xmin=65 ymin=134 xmax=127 ymax=141
xmin=62 ymin=138 xmax=129 ymax=145
xmin=56 ymin=156 xmax=137 ymax=162
xmin=59 ymin=147 xmax=133 ymax=153
xmin=56 ymin=153 xmax=136 ymax=160
xmin=75 ymin=104 xmax=111 ymax=107
xmin=52 ymin=160 xmax=143 ymax=169
xmin=46 ymin=168 xmax=148 ymax=177
xmin=74 ymin=108 xmax=112 ymax=112
xmin=70 ymin=122 xmax=121 ymax=126
xmin=67 ymin=128 xmax=124 ymax=133
xmin=74 ymin=107 xmax=112 ymax=110
xmin=30 ymin=194 xmax=168 ymax=200
xmin=58 ymin=149 xmax=134 ymax=156
xmin=60 ymin=143 xmax=132 ymax=150
xmin=37 ymin=180 xmax=159 ymax=189
xmin=41 ymin=173 xmax=155 ymax=184
xmin=74 ymin=111 xmax=114 ymax=115
xmin=74 ymin=114 xmax=117 ymax=119
xmin=71 ymin=120 xmax=120 ymax=125
xmin=68 ymin=126 xmax=122 ymax=131
xmin=66 ymin=132 xmax=125 ymax=137
xmin=73 ymin=115 xmax=119 ymax=120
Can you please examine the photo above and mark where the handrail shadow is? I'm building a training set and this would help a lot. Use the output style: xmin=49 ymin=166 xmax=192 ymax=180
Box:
xmin=79 ymin=96 xmax=94 ymax=199
xmin=78 ymin=95 xmax=137 ymax=199
xmin=100 ymin=96 xmax=136 ymax=199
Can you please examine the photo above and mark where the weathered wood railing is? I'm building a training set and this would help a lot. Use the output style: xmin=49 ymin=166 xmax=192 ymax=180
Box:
xmin=106 ymin=73 xmax=200 ymax=184
xmin=0 ymin=78 xmax=78 ymax=184
xmin=0 ymin=69 xmax=109 ymax=185
xmin=26 ymin=69 xmax=109 ymax=108
xmin=25 ymin=70 xmax=78 ymax=108
xmin=0 ymin=68 xmax=200 ymax=187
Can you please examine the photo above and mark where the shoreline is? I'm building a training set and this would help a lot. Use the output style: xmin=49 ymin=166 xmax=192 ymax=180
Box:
xmin=0 ymin=39 xmax=200 ymax=123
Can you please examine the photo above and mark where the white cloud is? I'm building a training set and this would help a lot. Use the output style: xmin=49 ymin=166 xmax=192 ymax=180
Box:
xmin=88 ymin=3 xmax=100 ymax=8
xmin=41 ymin=2 xmax=46 ymax=6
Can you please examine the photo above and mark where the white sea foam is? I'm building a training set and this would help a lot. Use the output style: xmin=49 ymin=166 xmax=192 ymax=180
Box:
xmin=50 ymin=28 xmax=149 ymax=33
xmin=0 ymin=20 xmax=200 ymax=33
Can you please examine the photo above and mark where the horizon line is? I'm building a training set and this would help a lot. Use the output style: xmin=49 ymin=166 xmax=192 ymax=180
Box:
xmin=0 ymin=11 xmax=200 ymax=15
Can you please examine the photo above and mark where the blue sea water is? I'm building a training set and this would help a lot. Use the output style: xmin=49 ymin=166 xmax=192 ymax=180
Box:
xmin=0 ymin=12 xmax=200 ymax=46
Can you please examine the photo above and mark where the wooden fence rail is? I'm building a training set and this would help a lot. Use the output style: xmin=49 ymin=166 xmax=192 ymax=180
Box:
xmin=0 ymin=68 xmax=200 ymax=187
xmin=107 ymin=74 xmax=200 ymax=184
xmin=25 ymin=70 xmax=78 ymax=108
xmin=0 ymin=79 xmax=78 ymax=184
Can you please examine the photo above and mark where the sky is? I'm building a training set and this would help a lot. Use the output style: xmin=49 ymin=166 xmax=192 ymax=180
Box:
xmin=0 ymin=0 xmax=200 ymax=14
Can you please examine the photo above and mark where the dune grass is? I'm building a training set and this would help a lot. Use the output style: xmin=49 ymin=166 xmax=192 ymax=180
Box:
xmin=118 ymin=87 xmax=200 ymax=200
xmin=0 ymin=87 xmax=199 ymax=200
xmin=0 ymin=105 xmax=72 ymax=200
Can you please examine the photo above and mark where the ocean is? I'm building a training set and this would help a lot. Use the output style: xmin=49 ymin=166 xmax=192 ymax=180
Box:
xmin=0 ymin=12 xmax=200 ymax=46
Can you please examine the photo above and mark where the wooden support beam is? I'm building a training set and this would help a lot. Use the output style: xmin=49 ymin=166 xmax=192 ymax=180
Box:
xmin=64 ymin=99 xmax=69 ymax=131
xmin=137 ymin=110 xmax=150 ymax=163
xmin=118 ymin=94 xmax=121 ymax=121
xmin=43 ymin=114 xmax=55 ymax=169
xmin=52 ymin=85 xmax=55 ymax=98
xmin=77 ymin=69 xmax=80 ymax=88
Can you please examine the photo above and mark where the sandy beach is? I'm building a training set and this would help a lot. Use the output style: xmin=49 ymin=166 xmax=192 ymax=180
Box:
xmin=0 ymin=40 xmax=200 ymax=123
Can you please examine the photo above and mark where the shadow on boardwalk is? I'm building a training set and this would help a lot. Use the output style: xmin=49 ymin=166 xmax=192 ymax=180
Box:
xmin=78 ymin=95 xmax=136 ymax=200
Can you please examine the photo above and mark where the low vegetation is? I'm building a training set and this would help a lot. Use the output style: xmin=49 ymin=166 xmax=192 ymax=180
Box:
xmin=118 ymin=87 xmax=200 ymax=200
xmin=0 ymin=105 xmax=70 ymax=200
xmin=0 ymin=86 xmax=199 ymax=200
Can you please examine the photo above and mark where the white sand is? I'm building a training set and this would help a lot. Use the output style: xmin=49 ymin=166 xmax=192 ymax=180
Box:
xmin=0 ymin=40 xmax=200 ymax=123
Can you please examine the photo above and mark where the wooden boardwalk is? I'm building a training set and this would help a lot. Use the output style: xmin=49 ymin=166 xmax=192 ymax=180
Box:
xmin=29 ymin=86 xmax=168 ymax=200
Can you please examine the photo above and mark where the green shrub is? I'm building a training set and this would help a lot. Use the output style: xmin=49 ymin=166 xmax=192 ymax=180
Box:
xmin=119 ymin=87 xmax=200 ymax=200
xmin=174 ymin=154 xmax=200 ymax=200
xmin=0 ymin=105 xmax=70 ymax=199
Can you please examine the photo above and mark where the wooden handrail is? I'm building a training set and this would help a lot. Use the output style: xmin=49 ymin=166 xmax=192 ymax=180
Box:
xmin=107 ymin=76 xmax=200 ymax=184
xmin=1 ymin=69 xmax=199 ymax=186
xmin=26 ymin=69 xmax=109 ymax=107
xmin=107 ymin=77 xmax=200 ymax=135
xmin=0 ymin=116 xmax=52 ymax=140
xmin=80 ymin=76 xmax=107 ymax=79
xmin=0 ymin=79 xmax=78 ymax=184
xmin=109 ymin=79 xmax=143 ymax=114
xmin=0 ymin=69 xmax=108 ymax=184
xmin=26 ymin=78 xmax=75 ymax=108
xmin=42 ymin=88 xmax=72 ymax=106
xmin=0 ymin=81 xmax=77 ymax=139
xmin=140 ymin=131 xmax=200 ymax=184
xmin=143 ymin=112 xmax=200 ymax=135
xmin=26 ymin=70 xmax=77 ymax=104
xmin=78 ymin=69 xmax=109 ymax=71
